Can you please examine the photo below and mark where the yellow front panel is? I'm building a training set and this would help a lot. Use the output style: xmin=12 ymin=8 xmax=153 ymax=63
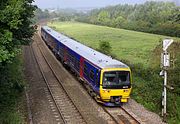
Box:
xmin=99 ymin=68 xmax=132 ymax=102
xmin=100 ymin=88 xmax=132 ymax=101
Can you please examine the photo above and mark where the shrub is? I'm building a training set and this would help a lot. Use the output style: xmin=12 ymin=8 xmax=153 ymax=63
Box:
xmin=98 ymin=41 xmax=112 ymax=55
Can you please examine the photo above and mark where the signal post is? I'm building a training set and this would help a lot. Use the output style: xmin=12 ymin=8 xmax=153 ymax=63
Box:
xmin=160 ymin=39 xmax=173 ymax=122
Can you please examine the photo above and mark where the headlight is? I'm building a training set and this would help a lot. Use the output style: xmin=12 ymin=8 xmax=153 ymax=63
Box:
xmin=103 ymin=90 xmax=110 ymax=93
xmin=123 ymin=89 xmax=129 ymax=92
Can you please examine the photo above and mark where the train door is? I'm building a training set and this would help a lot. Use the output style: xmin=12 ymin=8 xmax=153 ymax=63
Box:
xmin=79 ymin=57 xmax=84 ymax=78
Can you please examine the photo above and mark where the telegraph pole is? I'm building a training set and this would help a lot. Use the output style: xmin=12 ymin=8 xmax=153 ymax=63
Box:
xmin=160 ymin=39 xmax=173 ymax=122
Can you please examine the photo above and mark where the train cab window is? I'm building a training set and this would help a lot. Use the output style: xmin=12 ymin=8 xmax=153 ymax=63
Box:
xmin=103 ymin=71 xmax=131 ymax=89
xmin=83 ymin=64 xmax=88 ymax=76
xmin=89 ymin=70 xmax=95 ymax=81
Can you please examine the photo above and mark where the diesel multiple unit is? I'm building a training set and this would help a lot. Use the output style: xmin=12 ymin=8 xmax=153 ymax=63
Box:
xmin=41 ymin=26 xmax=132 ymax=106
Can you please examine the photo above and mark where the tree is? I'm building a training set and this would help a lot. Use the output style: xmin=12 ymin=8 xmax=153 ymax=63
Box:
xmin=113 ymin=16 xmax=126 ymax=28
xmin=97 ymin=11 xmax=111 ymax=25
xmin=0 ymin=0 xmax=37 ymax=63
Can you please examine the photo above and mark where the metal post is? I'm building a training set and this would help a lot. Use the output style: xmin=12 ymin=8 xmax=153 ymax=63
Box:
xmin=161 ymin=52 xmax=167 ymax=121
xmin=163 ymin=69 xmax=167 ymax=121
xmin=162 ymin=50 xmax=168 ymax=122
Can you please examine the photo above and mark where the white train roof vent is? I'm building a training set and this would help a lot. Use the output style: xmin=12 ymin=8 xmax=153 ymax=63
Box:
xmin=63 ymin=40 xmax=67 ymax=42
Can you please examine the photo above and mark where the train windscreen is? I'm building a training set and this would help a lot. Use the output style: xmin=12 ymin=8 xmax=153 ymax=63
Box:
xmin=102 ymin=71 xmax=131 ymax=89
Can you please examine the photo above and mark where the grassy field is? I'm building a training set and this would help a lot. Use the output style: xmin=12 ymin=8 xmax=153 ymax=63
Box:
xmin=48 ymin=21 xmax=179 ymax=67
xmin=48 ymin=21 xmax=180 ymax=123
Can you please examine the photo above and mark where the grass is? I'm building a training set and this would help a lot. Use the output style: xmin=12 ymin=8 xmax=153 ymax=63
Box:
xmin=48 ymin=21 xmax=179 ymax=67
xmin=0 ymin=109 xmax=24 ymax=124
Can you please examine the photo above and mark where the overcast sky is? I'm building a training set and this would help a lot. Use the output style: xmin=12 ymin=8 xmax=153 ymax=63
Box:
xmin=33 ymin=0 xmax=179 ymax=9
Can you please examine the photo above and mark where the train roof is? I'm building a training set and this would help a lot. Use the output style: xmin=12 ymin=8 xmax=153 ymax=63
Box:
xmin=42 ymin=26 xmax=129 ymax=69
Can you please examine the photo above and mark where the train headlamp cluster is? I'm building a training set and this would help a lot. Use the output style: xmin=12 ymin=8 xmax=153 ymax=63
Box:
xmin=123 ymin=89 xmax=129 ymax=92
xmin=103 ymin=89 xmax=111 ymax=93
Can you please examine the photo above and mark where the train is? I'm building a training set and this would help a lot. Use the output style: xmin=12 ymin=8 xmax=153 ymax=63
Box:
xmin=41 ymin=26 xmax=132 ymax=106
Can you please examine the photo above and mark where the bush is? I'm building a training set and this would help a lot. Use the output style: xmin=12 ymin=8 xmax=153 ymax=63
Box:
xmin=98 ymin=41 xmax=112 ymax=55
xmin=0 ymin=54 xmax=25 ymax=123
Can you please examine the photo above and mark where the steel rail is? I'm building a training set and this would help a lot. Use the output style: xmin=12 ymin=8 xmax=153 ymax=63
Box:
xmin=102 ymin=106 xmax=119 ymax=124
xmin=120 ymin=106 xmax=141 ymax=124
xmin=30 ymin=44 xmax=67 ymax=124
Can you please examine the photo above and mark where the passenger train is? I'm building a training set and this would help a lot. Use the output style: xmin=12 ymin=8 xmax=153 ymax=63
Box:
xmin=41 ymin=26 xmax=132 ymax=106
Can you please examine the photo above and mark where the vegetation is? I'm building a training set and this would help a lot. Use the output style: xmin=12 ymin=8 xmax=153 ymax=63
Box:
xmin=34 ymin=1 xmax=179 ymax=37
xmin=0 ymin=55 xmax=25 ymax=123
xmin=33 ymin=8 xmax=50 ymax=23
xmin=0 ymin=0 xmax=36 ymax=123
xmin=166 ymin=43 xmax=180 ymax=123
xmin=98 ymin=41 xmax=112 ymax=55
xmin=49 ymin=22 xmax=180 ymax=66
xmin=33 ymin=8 xmax=85 ymax=23
xmin=77 ymin=1 xmax=180 ymax=37
xmin=49 ymin=21 xmax=180 ymax=123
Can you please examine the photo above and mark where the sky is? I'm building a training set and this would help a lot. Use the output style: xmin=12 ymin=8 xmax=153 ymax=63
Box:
xmin=33 ymin=0 xmax=179 ymax=9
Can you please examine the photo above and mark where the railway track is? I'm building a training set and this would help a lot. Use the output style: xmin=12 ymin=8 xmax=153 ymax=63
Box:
xmin=103 ymin=106 xmax=142 ymax=124
xmin=31 ymin=38 xmax=87 ymax=124
xmin=102 ymin=106 xmax=119 ymax=124
xmin=120 ymin=106 xmax=141 ymax=124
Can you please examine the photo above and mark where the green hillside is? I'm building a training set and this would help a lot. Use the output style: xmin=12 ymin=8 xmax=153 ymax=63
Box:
xmin=48 ymin=22 xmax=179 ymax=67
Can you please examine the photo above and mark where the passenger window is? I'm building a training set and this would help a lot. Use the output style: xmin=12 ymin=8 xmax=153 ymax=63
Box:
xmin=95 ymin=70 xmax=99 ymax=85
xmin=76 ymin=59 xmax=80 ymax=70
xmin=89 ymin=70 xmax=94 ymax=81
xmin=84 ymin=64 xmax=88 ymax=76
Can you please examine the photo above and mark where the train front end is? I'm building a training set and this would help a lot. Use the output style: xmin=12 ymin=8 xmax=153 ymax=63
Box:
xmin=99 ymin=68 xmax=132 ymax=106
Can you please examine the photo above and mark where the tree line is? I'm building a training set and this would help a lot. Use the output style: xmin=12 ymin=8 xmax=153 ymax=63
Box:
xmin=76 ymin=1 xmax=180 ymax=37
xmin=33 ymin=8 xmax=83 ymax=23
